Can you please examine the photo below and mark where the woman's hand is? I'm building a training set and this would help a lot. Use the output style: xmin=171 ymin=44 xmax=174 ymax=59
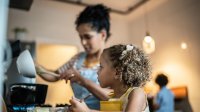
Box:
xmin=69 ymin=97 xmax=91 ymax=112
xmin=59 ymin=68 xmax=85 ymax=85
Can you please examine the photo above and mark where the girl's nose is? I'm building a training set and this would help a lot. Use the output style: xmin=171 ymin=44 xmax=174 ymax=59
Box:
xmin=97 ymin=68 xmax=100 ymax=76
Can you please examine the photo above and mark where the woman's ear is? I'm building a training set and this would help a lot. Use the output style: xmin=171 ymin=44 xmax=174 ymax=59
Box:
xmin=100 ymin=29 xmax=107 ymax=41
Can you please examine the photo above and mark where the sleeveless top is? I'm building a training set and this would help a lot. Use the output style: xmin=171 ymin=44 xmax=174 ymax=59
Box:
xmin=66 ymin=52 xmax=100 ymax=110
xmin=109 ymin=87 xmax=150 ymax=112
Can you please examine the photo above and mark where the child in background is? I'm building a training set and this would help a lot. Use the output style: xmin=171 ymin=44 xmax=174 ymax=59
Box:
xmin=69 ymin=44 xmax=152 ymax=112
xmin=154 ymin=73 xmax=174 ymax=112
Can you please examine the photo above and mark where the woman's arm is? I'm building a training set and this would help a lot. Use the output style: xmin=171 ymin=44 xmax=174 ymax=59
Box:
xmin=35 ymin=65 xmax=60 ymax=82
xmin=35 ymin=53 xmax=79 ymax=82
xmin=125 ymin=88 xmax=146 ymax=112
xmin=82 ymin=78 xmax=111 ymax=101
xmin=60 ymin=68 xmax=111 ymax=101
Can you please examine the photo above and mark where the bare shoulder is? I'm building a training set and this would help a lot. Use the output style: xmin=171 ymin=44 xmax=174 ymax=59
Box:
xmin=126 ymin=88 xmax=146 ymax=111
xmin=128 ymin=88 xmax=145 ymax=101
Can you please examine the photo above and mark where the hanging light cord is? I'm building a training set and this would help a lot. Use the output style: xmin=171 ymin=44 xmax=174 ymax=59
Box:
xmin=143 ymin=3 xmax=149 ymax=35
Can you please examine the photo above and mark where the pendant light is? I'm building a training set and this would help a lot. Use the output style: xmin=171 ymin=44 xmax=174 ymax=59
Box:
xmin=142 ymin=3 xmax=155 ymax=54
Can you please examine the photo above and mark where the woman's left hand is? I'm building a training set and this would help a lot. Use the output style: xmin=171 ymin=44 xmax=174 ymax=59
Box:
xmin=69 ymin=97 xmax=90 ymax=112
xmin=60 ymin=68 xmax=85 ymax=85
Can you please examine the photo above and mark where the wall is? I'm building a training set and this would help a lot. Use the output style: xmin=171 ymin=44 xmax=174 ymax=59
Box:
xmin=129 ymin=0 xmax=200 ymax=111
xmin=7 ymin=0 xmax=130 ymax=106
xmin=7 ymin=0 xmax=130 ymax=48
xmin=7 ymin=0 xmax=200 ymax=110
xmin=36 ymin=43 xmax=78 ymax=106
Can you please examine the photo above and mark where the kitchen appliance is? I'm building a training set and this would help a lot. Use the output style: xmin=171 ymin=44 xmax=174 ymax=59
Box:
xmin=7 ymin=83 xmax=48 ymax=112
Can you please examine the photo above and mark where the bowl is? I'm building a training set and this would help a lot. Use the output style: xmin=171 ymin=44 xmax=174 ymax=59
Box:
xmin=16 ymin=50 xmax=36 ymax=78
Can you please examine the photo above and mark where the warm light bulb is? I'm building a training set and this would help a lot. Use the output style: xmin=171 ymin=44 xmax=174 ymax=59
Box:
xmin=144 ymin=36 xmax=152 ymax=43
xmin=143 ymin=35 xmax=155 ymax=54
xmin=181 ymin=42 xmax=187 ymax=49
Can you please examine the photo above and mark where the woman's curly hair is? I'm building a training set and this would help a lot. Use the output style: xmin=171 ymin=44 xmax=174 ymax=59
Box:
xmin=75 ymin=4 xmax=111 ymax=41
xmin=103 ymin=44 xmax=152 ymax=87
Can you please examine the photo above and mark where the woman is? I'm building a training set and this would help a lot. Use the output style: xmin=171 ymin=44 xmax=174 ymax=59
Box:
xmin=36 ymin=4 xmax=111 ymax=110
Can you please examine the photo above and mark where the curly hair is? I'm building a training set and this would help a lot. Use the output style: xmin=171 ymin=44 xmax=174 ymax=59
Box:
xmin=155 ymin=73 xmax=168 ymax=87
xmin=75 ymin=4 xmax=111 ymax=41
xmin=103 ymin=44 xmax=152 ymax=87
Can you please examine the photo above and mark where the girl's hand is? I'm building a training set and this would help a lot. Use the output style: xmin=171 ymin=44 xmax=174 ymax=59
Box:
xmin=69 ymin=97 xmax=90 ymax=112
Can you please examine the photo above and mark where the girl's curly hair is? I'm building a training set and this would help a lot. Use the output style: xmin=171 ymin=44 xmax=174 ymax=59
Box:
xmin=103 ymin=44 xmax=152 ymax=87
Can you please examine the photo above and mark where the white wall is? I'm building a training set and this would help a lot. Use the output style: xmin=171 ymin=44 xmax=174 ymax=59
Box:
xmin=130 ymin=0 xmax=200 ymax=111
xmin=7 ymin=0 xmax=130 ymax=106
xmin=8 ymin=0 xmax=200 ymax=111
xmin=7 ymin=0 xmax=130 ymax=49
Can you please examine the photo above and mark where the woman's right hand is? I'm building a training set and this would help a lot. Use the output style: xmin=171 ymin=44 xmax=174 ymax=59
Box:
xmin=35 ymin=65 xmax=60 ymax=82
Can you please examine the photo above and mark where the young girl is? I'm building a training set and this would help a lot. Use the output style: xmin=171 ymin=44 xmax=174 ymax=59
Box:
xmin=69 ymin=44 xmax=152 ymax=112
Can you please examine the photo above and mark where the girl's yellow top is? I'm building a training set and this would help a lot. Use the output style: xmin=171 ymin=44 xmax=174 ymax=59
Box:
xmin=107 ymin=87 xmax=150 ymax=112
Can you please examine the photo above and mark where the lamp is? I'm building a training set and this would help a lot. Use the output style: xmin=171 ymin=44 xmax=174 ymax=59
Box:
xmin=143 ymin=32 xmax=155 ymax=54
xmin=181 ymin=42 xmax=187 ymax=50
xmin=142 ymin=3 xmax=155 ymax=54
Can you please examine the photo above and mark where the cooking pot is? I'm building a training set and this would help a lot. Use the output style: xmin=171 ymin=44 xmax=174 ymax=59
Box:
xmin=9 ymin=83 xmax=48 ymax=105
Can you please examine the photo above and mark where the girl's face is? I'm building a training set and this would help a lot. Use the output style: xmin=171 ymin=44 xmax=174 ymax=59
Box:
xmin=98 ymin=52 xmax=116 ymax=88
xmin=77 ymin=23 xmax=106 ymax=54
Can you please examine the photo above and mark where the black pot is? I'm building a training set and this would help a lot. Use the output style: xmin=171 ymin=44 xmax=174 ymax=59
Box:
xmin=9 ymin=83 xmax=48 ymax=105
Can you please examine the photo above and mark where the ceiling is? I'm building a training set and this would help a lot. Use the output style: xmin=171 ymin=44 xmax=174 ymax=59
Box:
xmin=55 ymin=0 xmax=148 ymax=15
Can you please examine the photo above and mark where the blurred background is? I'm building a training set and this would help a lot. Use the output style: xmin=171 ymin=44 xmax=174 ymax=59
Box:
xmin=1 ymin=0 xmax=200 ymax=111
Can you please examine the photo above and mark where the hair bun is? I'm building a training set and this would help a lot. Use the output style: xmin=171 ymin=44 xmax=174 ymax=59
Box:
xmin=75 ymin=4 xmax=111 ymax=40
xmin=88 ymin=4 xmax=110 ymax=20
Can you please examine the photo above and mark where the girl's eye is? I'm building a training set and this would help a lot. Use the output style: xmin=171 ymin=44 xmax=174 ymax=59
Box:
xmin=85 ymin=35 xmax=92 ymax=40
xmin=99 ymin=65 xmax=103 ymax=70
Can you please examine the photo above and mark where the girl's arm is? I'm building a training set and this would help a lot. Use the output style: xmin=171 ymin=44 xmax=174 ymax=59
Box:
xmin=153 ymin=93 xmax=160 ymax=110
xmin=1 ymin=95 xmax=7 ymax=112
xmin=125 ymin=88 xmax=146 ymax=112
xmin=69 ymin=98 xmax=100 ymax=112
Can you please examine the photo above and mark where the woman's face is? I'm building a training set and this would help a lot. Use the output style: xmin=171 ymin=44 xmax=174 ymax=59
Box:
xmin=98 ymin=52 xmax=116 ymax=88
xmin=77 ymin=23 xmax=106 ymax=54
